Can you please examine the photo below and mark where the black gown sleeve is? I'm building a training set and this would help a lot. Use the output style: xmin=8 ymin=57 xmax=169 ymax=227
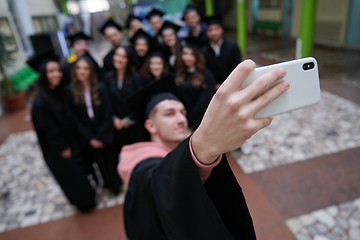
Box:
xmin=94 ymin=83 xmax=114 ymax=145
xmin=32 ymin=96 xmax=69 ymax=154
xmin=125 ymin=137 xmax=256 ymax=240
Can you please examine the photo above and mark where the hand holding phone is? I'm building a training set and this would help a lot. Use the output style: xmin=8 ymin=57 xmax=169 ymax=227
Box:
xmin=241 ymin=57 xmax=321 ymax=118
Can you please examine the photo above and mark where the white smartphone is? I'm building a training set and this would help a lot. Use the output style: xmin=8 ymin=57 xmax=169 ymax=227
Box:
xmin=241 ymin=57 xmax=321 ymax=118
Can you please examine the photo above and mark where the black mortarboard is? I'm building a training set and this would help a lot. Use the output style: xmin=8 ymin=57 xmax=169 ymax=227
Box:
xmin=99 ymin=19 xmax=123 ymax=34
xmin=182 ymin=36 xmax=204 ymax=50
xmin=159 ymin=21 xmax=181 ymax=35
xmin=182 ymin=5 xmax=202 ymax=21
xmin=129 ymin=28 xmax=153 ymax=45
xmin=127 ymin=75 xmax=180 ymax=123
xmin=204 ymin=15 xmax=223 ymax=27
xmin=67 ymin=32 xmax=91 ymax=46
xmin=126 ymin=14 xmax=142 ymax=29
xmin=148 ymin=45 xmax=166 ymax=61
xmin=145 ymin=9 xmax=165 ymax=20
xmin=26 ymin=51 xmax=59 ymax=72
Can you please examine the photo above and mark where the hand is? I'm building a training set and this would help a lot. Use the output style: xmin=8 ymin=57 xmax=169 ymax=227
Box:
xmin=121 ymin=119 xmax=130 ymax=129
xmin=60 ymin=148 xmax=72 ymax=159
xmin=191 ymin=59 xmax=289 ymax=164
xmin=114 ymin=118 xmax=124 ymax=130
xmin=90 ymin=139 xmax=105 ymax=148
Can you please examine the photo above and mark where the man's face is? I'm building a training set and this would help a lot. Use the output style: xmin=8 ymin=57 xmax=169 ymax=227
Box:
xmin=130 ymin=19 xmax=143 ymax=32
xmin=104 ymin=27 xmax=122 ymax=47
xmin=206 ymin=24 xmax=223 ymax=44
xmin=184 ymin=10 xmax=200 ymax=29
xmin=149 ymin=100 xmax=189 ymax=144
xmin=135 ymin=38 xmax=149 ymax=57
xmin=72 ymin=40 xmax=89 ymax=57
xmin=150 ymin=16 xmax=163 ymax=34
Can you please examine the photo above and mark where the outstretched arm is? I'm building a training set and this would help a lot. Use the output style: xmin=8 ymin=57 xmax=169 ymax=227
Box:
xmin=191 ymin=59 xmax=289 ymax=164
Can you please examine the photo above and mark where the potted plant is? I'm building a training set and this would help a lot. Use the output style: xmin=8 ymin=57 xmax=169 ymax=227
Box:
xmin=0 ymin=32 xmax=27 ymax=112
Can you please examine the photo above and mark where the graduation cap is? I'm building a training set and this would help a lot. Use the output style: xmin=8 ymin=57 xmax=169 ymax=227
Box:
xmin=182 ymin=36 xmax=204 ymax=50
xmin=27 ymin=51 xmax=60 ymax=72
xmin=126 ymin=14 xmax=142 ymax=29
xmin=127 ymin=75 xmax=180 ymax=123
xmin=204 ymin=15 xmax=223 ymax=27
xmin=159 ymin=21 xmax=181 ymax=35
xmin=145 ymin=8 xmax=165 ymax=20
xmin=129 ymin=28 xmax=153 ymax=45
xmin=99 ymin=19 xmax=123 ymax=34
xmin=182 ymin=5 xmax=202 ymax=21
xmin=148 ymin=45 xmax=167 ymax=61
xmin=67 ymin=32 xmax=91 ymax=46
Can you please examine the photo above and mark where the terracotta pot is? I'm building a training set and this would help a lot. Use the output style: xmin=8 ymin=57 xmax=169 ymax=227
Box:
xmin=1 ymin=91 xmax=27 ymax=113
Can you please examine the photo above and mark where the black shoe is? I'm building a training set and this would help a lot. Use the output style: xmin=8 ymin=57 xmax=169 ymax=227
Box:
xmin=77 ymin=201 xmax=97 ymax=213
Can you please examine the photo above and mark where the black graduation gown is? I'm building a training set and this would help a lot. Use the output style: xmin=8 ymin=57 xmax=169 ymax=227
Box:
xmin=105 ymin=72 xmax=147 ymax=151
xmin=124 ymin=137 xmax=256 ymax=240
xmin=31 ymin=90 xmax=96 ymax=210
xmin=62 ymin=52 xmax=103 ymax=85
xmin=187 ymin=22 xmax=209 ymax=46
xmin=176 ymin=69 xmax=216 ymax=131
xmin=68 ymin=83 xmax=121 ymax=192
xmin=202 ymin=38 xmax=242 ymax=84
xmin=103 ymin=49 xmax=115 ymax=76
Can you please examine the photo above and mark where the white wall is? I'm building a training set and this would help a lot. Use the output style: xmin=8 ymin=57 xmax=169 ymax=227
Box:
xmin=25 ymin=0 xmax=59 ymax=16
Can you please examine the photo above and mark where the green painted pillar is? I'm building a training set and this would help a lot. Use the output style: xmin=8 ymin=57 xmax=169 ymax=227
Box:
xmin=60 ymin=0 xmax=69 ymax=15
xmin=237 ymin=0 xmax=247 ymax=54
xmin=205 ymin=0 xmax=214 ymax=16
xmin=300 ymin=0 xmax=317 ymax=58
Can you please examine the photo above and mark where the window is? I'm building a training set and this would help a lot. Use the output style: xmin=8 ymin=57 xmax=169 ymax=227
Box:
xmin=0 ymin=17 xmax=18 ymax=52
xmin=260 ymin=0 xmax=281 ymax=9
xmin=32 ymin=16 xmax=59 ymax=33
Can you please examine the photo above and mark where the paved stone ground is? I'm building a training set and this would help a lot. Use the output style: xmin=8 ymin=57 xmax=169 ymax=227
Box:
xmin=286 ymin=198 xmax=360 ymax=240
xmin=0 ymin=131 xmax=125 ymax=232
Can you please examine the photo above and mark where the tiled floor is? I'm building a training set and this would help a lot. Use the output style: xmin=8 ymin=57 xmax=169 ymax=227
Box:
xmin=1 ymin=33 xmax=360 ymax=240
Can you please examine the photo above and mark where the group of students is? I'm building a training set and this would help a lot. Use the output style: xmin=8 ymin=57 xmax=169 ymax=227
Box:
xmin=28 ymin=5 xmax=293 ymax=240
xmin=29 ymin=5 xmax=242 ymax=213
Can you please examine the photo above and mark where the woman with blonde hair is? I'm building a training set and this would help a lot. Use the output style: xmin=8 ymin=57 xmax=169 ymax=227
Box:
xmin=69 ymin=56 xmax=122 ymax=196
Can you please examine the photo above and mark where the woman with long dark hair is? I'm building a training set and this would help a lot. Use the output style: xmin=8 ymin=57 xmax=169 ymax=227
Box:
xmin=175 ymin=38 xmax=216 ymax=131
xmin=68 ymin=56 xmax=122 ymax=196
xmin=139 ymin=49 xmax=171 ymax=86
xmin=105 ymin=46 xmax=145 ymax=153
xmin=159 ymin=21 xmax=183 ymax=70
xmin=129 ymin=29 xmax=153 ymax=71
xmin=30 ymin=52 xmax=96 ymax=212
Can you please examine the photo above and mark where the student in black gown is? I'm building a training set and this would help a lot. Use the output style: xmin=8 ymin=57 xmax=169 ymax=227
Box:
xmin=62 ymin=32 xmax=102 ymax=84
xmin=145 ymin=8 xmax=165 ymax=46
xmin=182 ymin=5 xmax=208 ymax=45
xmin=159 ymin=21 xmax=183 ymax=70
xmin=139 ymin=49 xmax=171 ymax=86
xmin=174 ymin=37 xmax=216 ymax=131
xmin=118 ymin=62 xmax=290 ymax=239
xmin=202 ymin=15 xmax=242 ymax=89
xmin=126 ymin=14 xmax=144 ymax=37
xmin=99 ymin=19 xmax=123 ymax=75
xmin=105 ymin=46 xmax=145 ymax=154
xmin=68 ymin=56 xmax=122 ymax=195
xmin=29 ymin=52 xmax=96 ymax=212
xmin=129 ymin=29 xmax=153 ymax=71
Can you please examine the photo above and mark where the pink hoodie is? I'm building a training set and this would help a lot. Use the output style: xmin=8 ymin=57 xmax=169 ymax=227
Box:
xmin=118 ymin=140 xmax=221 ymax=188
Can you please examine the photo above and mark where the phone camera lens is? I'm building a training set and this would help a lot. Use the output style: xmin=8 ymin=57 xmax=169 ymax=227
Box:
xmin=303 ymin=62 xmax=315 ymax=70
